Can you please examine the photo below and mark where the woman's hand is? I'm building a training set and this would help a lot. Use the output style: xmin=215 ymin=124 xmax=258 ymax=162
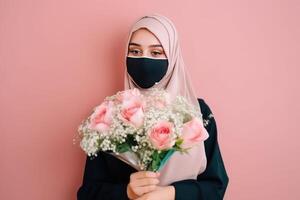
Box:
xmin=135 ymin=185 xmax=175 ymax=200
xmin=126 ymin=171 xmax=161 ymax=199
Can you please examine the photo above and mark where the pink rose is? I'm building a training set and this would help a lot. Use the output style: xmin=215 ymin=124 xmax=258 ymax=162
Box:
xmin=181 ymin=117 xmax=209 ymax=148
xmin=119 ymin=96 xmax=145 ymax=128
xmin=115 ymin=88 xmax=142 ymax=103
xmin=148 ymin=121 xmax=176 ymax=150
xmin=89 ymin=100 xmax=114 ymax=132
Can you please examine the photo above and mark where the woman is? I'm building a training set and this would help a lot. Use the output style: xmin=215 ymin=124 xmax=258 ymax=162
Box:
xmin=77 ymin=14 xmax=229 ymax=200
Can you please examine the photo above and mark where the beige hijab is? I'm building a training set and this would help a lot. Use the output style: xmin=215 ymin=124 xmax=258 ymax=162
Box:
xmin=123 ymin=14 xmax=207 ymax=186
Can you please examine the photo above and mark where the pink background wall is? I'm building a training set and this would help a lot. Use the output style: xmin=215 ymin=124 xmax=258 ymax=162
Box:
xmin=1 ymin=0 xmax=299 ymax=199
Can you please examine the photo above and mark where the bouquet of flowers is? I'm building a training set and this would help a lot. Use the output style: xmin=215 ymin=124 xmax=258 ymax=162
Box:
xmin=75 ymin=88 xmax=209 ymax=172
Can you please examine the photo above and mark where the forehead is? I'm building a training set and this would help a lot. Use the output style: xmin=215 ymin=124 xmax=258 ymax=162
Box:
xmin=129 ymin=28 xmax=163 ymax=48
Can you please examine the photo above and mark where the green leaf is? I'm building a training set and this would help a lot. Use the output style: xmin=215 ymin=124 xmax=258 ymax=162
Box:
xmin=150 ymin=150 xmax=160 ymax=171
xmin=148 ymin=149 xmax=176 ymax=172
xmin=115 ymin=134 xmax=138 ymax=153
xmin=175 ymin=138 xmax=183 ymax=147
xmin=116 ymin=143 xmax=130 ymax=153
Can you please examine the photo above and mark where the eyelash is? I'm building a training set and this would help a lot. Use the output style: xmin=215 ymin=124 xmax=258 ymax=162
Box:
xmin=129 ymin=50 xmax=141 ymax=55
xmin=152 ymin=51 xmax=162 ymax=55
xmin=129 ymin=50 xmax=163 ymax=56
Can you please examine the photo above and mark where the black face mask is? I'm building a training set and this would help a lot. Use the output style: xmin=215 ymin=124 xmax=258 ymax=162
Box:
xmin=126 ymin=56 xmax=168 ymax=88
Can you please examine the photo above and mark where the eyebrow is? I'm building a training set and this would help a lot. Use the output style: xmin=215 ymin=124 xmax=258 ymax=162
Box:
xmin=129 ymin=42 xmax=163 ymax=48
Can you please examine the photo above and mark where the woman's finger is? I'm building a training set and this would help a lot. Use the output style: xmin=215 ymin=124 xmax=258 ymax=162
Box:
xmin=130 ymin=171 xmax=159 ymax=180
xmin=131 ymin=177 xmax=160 ymax=187
xmin=132 ymin=184 xmax=157 ymax=196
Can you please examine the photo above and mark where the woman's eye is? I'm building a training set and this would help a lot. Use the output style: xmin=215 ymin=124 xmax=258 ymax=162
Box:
xmin=151 ymin=51 xmax=162 ymax=56
xmin=129 ymin=50 xmax=141 ymax=55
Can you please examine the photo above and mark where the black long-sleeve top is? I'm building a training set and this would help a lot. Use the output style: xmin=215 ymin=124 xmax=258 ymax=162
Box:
xmin=77 ymin=98 xmax=229 ymax=200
